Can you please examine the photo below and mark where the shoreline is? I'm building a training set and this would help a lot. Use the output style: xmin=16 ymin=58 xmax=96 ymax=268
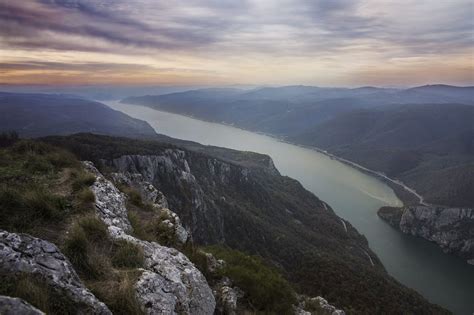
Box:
xmin=120 ymin=101 xmax=426 ymax=207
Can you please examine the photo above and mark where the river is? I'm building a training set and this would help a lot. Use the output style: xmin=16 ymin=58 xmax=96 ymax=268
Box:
xmin=106 ymin=101 xmax=474 ymax=314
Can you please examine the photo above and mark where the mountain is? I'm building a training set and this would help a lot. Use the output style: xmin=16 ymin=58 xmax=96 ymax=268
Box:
xmin=0 ymin=92 xmax=157 ymax=138
xmin=39 ymin=133 xmax=448 ymax=313
xmin=123 ymin=84 xmax=474 ymax=137
xmin=292 ymin=104 xmax=474 ymax=207
xmin=123 ymin=86 xmax=474 ymax=207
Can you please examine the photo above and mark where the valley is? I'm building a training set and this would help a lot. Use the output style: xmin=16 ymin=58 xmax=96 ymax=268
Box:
xmin=107 ymin=101 xmax=474 ymax=314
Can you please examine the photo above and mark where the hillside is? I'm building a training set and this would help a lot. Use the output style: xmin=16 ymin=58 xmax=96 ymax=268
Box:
xmin=123 ymin=86 xmax=474 ymax=207
xmin=293 ymin=104 xmax=474 ymax=207
xmin=123 ymin=85 xmax=474 ymax=137
xmin=0 ymin=92 xmax=157 ymax=138
xmin=40 ymin=133 xmax=449 ymax=313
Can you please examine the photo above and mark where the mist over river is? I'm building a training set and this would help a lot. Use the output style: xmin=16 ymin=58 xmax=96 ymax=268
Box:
xmin=106 ymin=101 xmax=474 ymax=314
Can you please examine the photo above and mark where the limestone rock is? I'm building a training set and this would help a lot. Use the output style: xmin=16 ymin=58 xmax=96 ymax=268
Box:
xmin=111 ymin=171 xmax=169 ymax=208
xmin=111 ymin=170 xmax=188 ymax=245
xmin=312 ymin=296 xmax=345 ymax=315
xmin=83 ymin=161 xmax=132 ymax=233
xmin=378 ymin=205 xmax=474 ymax=263
xmin=0 ymin=296 xmax=44 ymax=315
xmin=0 ymin=230 xmax=111 ymax=314
xmin=84 ymin=162 xmax=215 ymax=314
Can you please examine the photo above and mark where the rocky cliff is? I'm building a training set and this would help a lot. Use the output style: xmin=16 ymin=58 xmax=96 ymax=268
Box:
xmin=83 ymin=161 xmax=216 ymax=314
xmin=378 ymin=205 xmax=474 ymax=264
xmin=43 ymin=133 xmax=449 ymax=314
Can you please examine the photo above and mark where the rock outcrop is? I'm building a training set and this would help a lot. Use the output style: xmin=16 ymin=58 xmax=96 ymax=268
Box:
xmin=378 ymin=205 xmax=474 ymax=264
xmin=0 ymin=296 xmax=44 ymax=315
xmin=111 ymin=171 xmax=188 ymax=244
xmin=0 ymin=230 xmax=111 ymax=314
xmin=83 ymin=161 xmax=215 ymax=314
xmin=107 ymin=151 xmax=223 ymax=243
xmin=294 ymin=295 xmax=345 ymax=315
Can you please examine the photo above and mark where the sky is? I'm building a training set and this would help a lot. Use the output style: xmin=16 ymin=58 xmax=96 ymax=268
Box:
xmin=0 ymin=0 xmax=473 ymax=87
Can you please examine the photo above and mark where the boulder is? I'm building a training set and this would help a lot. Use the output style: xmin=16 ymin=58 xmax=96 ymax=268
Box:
xmin=0 ymin=230 xmax=111 ymax=314
xmin=0 ymin=296 xmax=44 ymax=315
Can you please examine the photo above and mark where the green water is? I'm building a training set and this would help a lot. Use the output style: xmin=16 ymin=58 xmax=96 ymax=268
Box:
xmin=107 ymin=101 xmax=474 ymax=314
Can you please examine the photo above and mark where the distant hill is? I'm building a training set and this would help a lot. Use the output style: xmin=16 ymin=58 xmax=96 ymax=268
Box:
xmin=0 ymin=92 xmax=157 ymax=138
xmin=123 ymin=85 xmax=474 ymax=207
xmin=123 ymin=84 xmax=474 ymax=137
xmin=292 ymin=104 xmax=474 ymax=207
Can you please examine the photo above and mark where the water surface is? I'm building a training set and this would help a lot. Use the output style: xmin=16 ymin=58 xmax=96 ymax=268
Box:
xmin=107 ymin=101 xmax=474 ymax=314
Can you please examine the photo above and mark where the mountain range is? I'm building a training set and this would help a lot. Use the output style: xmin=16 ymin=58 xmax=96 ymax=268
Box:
xmin=123 ymin=85 xmax=474 ymax=207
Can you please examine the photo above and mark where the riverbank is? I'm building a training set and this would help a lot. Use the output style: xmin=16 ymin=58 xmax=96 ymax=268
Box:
xmin=121 ymin=100 xmax=425 ymax=207
xmin=108 ymin=101 xmax=474 ymax=315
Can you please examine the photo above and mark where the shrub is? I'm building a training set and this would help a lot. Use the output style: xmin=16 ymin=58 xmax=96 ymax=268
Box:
xmin=206 ymin=246 xmax=297 ymax=313
xmin=111 ymin=240 xmax=145 ymax=268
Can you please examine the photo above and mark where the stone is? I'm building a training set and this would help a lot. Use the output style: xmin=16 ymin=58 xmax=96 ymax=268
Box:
xmin=378 ymin=205 xmax=474 ymax=263
xmin=0 ymin=296 xmax=44 ymax=315
xmin=110 ymin=170 xmax=189 ymax=245
xmin=84 ymin=162 xmax=215 ymax=314
xmin=0 ymin=230 xmax=111 ymax=314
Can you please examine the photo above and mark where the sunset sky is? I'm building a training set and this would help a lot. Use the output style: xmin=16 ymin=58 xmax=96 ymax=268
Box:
xmin=1 ymin=0 xmax=473 ymax=87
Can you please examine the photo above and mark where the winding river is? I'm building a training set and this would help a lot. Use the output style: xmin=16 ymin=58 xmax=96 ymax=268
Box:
xmin=106 ymin=101 xmax=474 ymax=315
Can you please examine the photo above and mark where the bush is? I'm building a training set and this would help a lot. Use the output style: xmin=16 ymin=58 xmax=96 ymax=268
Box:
xmin=206 ymin=246 xmax=297 ymax=314
xmin=111 ymin=240 xmax=144 ymax=268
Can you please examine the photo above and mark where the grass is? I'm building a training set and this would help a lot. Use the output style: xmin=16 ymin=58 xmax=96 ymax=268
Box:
xmin=117 ymin=184 xmax=155 ymax=212
xmin=111 ymin=240 xmax=145 ymax=268
xmin=71 ymin=169 xmax=96 ymax=192
xmin=77 ymin=187 xmax=95 ymax=204
xmin=128 ymin=209 xmax=178 ymax=247
xmin=0 ymin=138 xmax=147 ymax=314
xmin=0 ymin=273 xmax=77 ymax=314
xmin=63 ymin=215 xmax=112 ymax=280
xmin=88 ymin=271 xmax=144 ymax=315
xmin=0 ymin=185 xmax=68 ymax=232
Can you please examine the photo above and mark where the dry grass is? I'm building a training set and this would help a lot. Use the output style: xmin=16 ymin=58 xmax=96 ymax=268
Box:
xmin=88 ymin=271 xmax=144 ymax=315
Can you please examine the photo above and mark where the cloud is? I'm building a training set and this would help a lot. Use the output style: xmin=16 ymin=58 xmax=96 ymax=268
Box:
xmin=0 ymin=0 xmax=472 ymax=85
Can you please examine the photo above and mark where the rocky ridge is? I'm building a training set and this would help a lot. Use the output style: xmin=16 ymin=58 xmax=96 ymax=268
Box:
xmin=0 ymin=230 xmax=111 ymax=314
xmin=378 ymin=205 xmax=474 ymax=264
xmin=83 ymin=161 xmax=216 ymax=314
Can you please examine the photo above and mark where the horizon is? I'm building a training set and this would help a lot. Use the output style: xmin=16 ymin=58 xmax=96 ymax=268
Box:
xmin=1 ymin=0 xmax=473 ymax=87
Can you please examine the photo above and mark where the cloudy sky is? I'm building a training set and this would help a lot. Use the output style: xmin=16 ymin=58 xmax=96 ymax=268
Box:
xmin=0 ymin=0 xmax=473 ymax=86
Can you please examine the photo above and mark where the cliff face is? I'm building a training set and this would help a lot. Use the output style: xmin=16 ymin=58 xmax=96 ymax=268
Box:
xmin=83 ymin=161 xmax=216 ymax=314
xmin=378 ymin=206 xmax=474 ymax=264
xmin=43 ymin=134 xmax=449 ymax=313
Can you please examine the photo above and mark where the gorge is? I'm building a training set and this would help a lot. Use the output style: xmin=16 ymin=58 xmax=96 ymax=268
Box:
xmin=107 ymin=101 xmax=474 ymax=315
